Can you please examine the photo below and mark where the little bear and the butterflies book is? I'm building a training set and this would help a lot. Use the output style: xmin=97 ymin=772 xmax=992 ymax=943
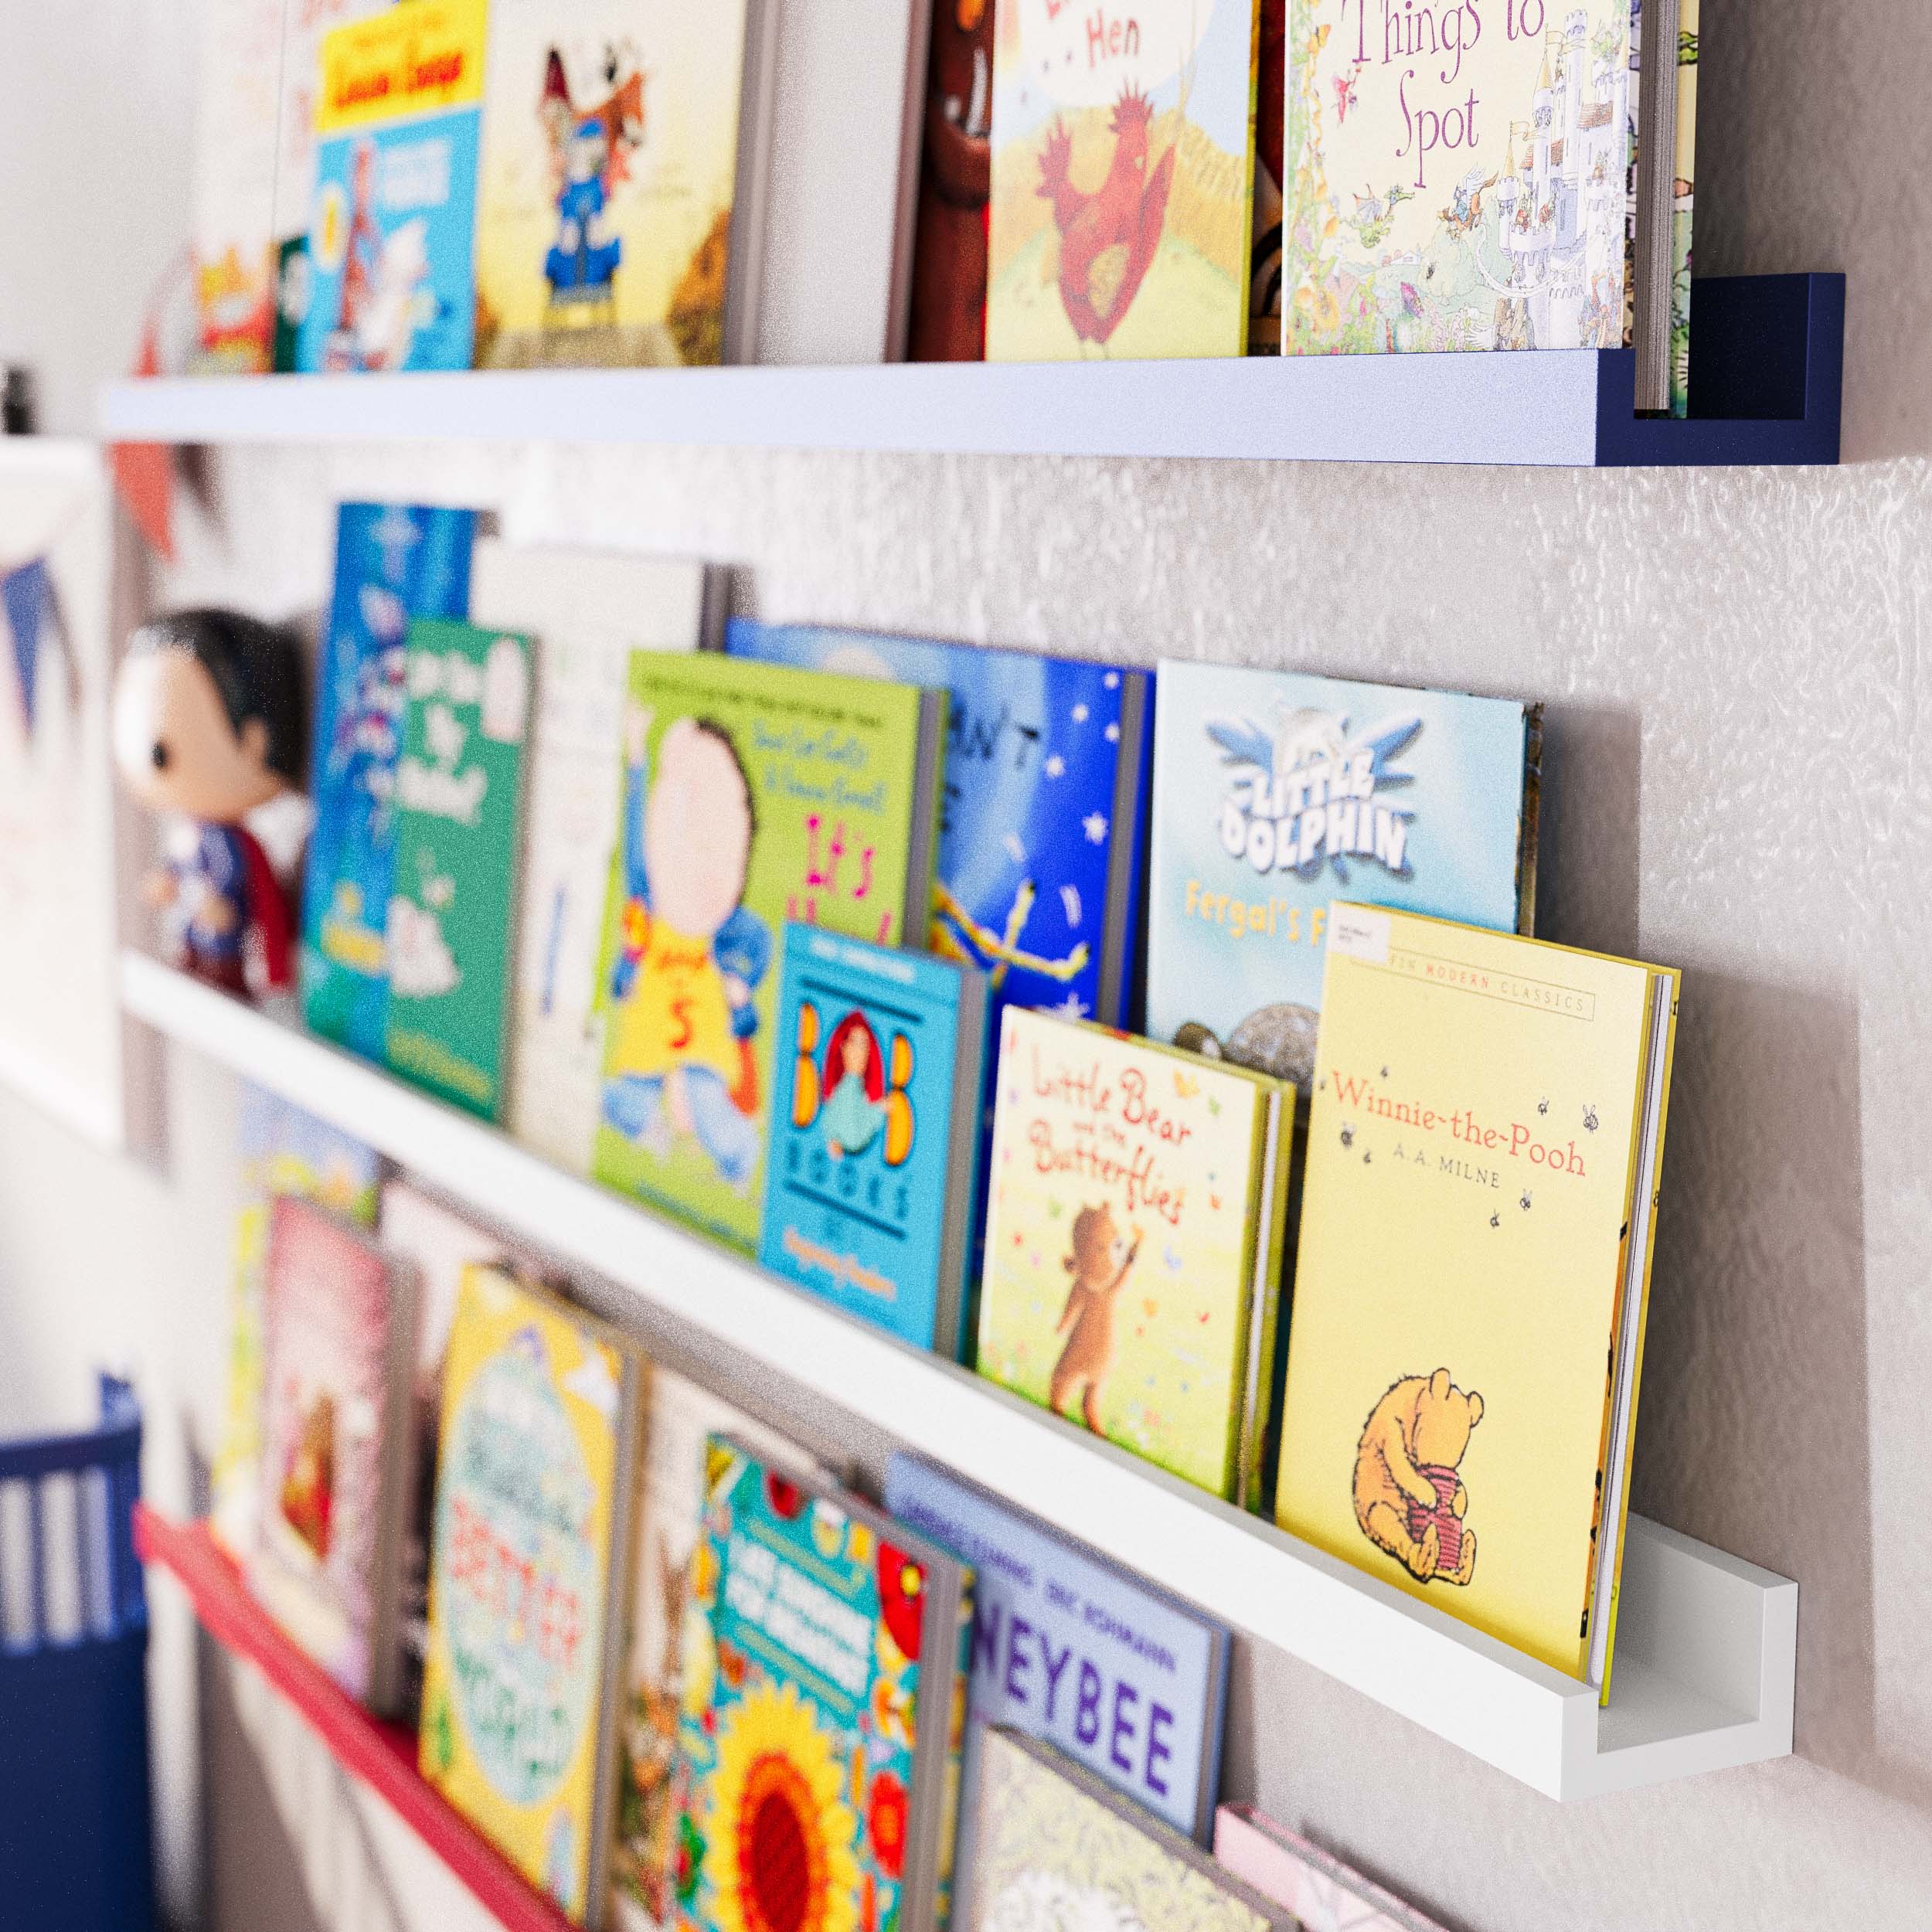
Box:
xmin=672 ymin=1439 xmax=971 ymax=1932
xmin=977 ymin=1009 xmax=1294 ymax=1506
xmin=1274 ymin=905 xmax=1679 ymax=1696
xmin=759 ymin=923 xmax=988 ymax=1357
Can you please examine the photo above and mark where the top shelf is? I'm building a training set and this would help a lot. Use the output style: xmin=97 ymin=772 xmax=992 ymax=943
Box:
xmin=100 ymin=276 xmax=1842 ymax=471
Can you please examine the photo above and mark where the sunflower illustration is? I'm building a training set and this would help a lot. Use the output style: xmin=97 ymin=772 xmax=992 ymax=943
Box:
xmin=706 ymin=1679 xmax=861 ymax=1932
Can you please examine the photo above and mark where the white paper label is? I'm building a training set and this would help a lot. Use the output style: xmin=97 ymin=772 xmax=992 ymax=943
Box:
xmin=1328 ymin=905 xmax=1391 ymax=965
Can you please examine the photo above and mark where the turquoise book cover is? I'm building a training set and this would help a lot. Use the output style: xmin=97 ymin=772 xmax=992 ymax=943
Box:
xmin=1146 ymin=662 xmax=1538 ymax=1089
xmin=302 ymin=503 xmax=475 ymax=1060
xmin=758 ymin=923 xmax=986 ymax=1357
xmin=384 ymin=618 xmax=532 ymax=1119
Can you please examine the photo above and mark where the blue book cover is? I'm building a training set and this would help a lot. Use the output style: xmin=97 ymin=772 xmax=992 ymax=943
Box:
xmin=883 ymin=1451 xmax=1230 ymax=1913
xmin=759 ymin=923 xmax=987 ymax=1357
xmin=1147 ymin=662 xmax=1539 ymax=1090
xmin=725 ymin=621 xmax=1153 ymax=1034
xmin=301 ymin=503 xmax=475 ymax=1060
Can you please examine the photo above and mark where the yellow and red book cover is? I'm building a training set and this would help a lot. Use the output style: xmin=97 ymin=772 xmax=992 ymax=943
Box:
xmin=1274 ymin=906 xmax=1678 ymax=1684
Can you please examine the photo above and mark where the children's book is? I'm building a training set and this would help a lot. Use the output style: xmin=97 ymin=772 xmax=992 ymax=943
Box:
xmin=590 ymin=652 xmax=947 ymax=1254
xmin=302 ymin=503 xmax=477 ymax=1062
xmin=1670 ymin=2 xmax=1699 ymax=419
xmin=473 ymin=0 xmax=777 ymax=369
xmin=189 ymin=0 xmax=283 ymax=373
xmin=759 ymin=924 xmax=987 ymax=1355
xmin=673 ymin=1437 xmax=971 ymax=1932
xmin=251 ymin=1194 xmax=417 ymax=1713
xmin=1214 ymin=1805 xmax=1451 ymax=1932
xmin=213 ymin=1086 xmax=385 ymax=1559
xmin=904 ymin=0 xmax=996 ymax=362
xmin=976 ymin=1009 xmax=1294 ymax=1505
xmin=384 ymin=617 xmax=533 ymax=1120
xmin=469 ymin=541 xmax=716 ymax=1176
xmin=421 ymin=1267 xmax=645 ymax=1926
xmin=1274 ymin=905 xmax=1679 ymax=1692
xmin=986 ymin=0 xmax=1260 ymax=360
xmin=298 ymin=0 xmax=488 ymax=372
xmin=971 ymin=1730 xmax=1290 ymax=1931
xmin=610 ymin=1370 xmax=819 ymax=1932
xmin=725 ymin=621 xmax=1153 ymax=1032
xmin=1250 ymin=0 xmax=1287 ymax=355
xmin=886 ymin=1452 xmax=1230 ymax=1923
xmin=378 ymin=1181 xmax=503 ymax=1726
xmin=1147 ymin=661 xmax=1539 ymax=1091
xmin=270 ymin=0 xmax=393 ymax=371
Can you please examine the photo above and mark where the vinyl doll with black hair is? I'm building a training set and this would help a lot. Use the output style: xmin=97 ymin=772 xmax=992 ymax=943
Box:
xmin=113 ymin=608 xmax=308 ymax=997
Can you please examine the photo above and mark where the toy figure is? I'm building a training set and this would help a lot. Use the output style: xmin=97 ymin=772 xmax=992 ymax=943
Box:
xmin=601 ymin=703 xmax=769 ymax=1190
xmin=1048 ymin=1202 xmax=1143 ymax=1433
xmin=819 ymin=1012 xmax=886 ymax=1159
xmin=112 ymin=607 xmax=307 ymax=998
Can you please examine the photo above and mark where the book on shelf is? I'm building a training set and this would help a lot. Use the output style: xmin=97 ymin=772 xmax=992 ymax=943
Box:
xmin=420 ymin=1266 xmax=645 ymax=1927
xmin=986 ymin=0 xmax=1260 ymax=361
xmin=758 ymin=923 xmax=988 ymax=1356
xmin=376 ymin=1181 xmax=503 ymax=1727
xmin=976 ymin=1009 xmax=1294 ymax=1506
xmin=904 ymin=0 xmax=996 ymax=362
xmin=297 ymin=0 xmax=488 ymax=374
xmin=468 ymin=540 xmax=717 ymax=1176
xmin=1250 ymin=0 xmax=1287 ymax=356
xmin=1214 ymin=1804 xmax=1451 ymax=1932
xmin=250 ymin=1193 xmax=417 ymax=1715
xmin=473 ymin=0 xmax=777 ymax=369
xmin=610 ymin=1370 xmax=821 ymax=1932
xmin=588 ymin=651 xmax=947 ymax=1255
xmin=1146 ymin=660 xmax=1539 ymax=1090
xmin=1273 ymin=904 xmax=1679 ymax=1695
xmin=885 ymin=1451 xmax=1231 ymax=1924
xmin=1281 ymin=0 xmax=1692 ymax=410
xmin=724 ymin=621 xmax=1154 ymax=1033
xmin=970 ymin=1729 xmax=1292 ymax=1931
xmin=673 ymin=1437 xmax=972 ymax=1932
xmin=1670 ymin=2 xmax=1700 ymax=419
xmin=302 ymin=503 xmax=477 ymax=1063
xmin=383 ymin=616 xmax=534 ymax=1121
xmin=213 ymin=1087 xmax=384 ymax=1560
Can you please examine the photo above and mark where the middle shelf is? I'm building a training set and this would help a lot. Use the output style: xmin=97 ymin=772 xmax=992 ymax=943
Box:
xmin=121 ymin=947 xmax=1795 ymax=1803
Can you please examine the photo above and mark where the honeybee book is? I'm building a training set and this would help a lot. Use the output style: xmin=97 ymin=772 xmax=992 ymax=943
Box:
xmin=977 ymin=1010 xmax=1293 ymax=1504
xmin=1274 ymin=905 xmax=1679 ymax=1692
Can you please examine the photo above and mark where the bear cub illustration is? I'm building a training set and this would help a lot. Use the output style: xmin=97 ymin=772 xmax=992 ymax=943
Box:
xmin=1353 ymin=1368 xmax=1481 ymax=1586
xmin=1048 ymin=1201 xmax=1142 ymax=1434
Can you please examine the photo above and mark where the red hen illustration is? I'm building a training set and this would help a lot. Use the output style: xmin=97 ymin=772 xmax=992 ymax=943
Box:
xmin=1037 ymin=84 xmax=1175 ymax=348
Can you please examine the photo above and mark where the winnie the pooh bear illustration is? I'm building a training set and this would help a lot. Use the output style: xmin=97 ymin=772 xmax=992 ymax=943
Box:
xmin=1352 ymin=1368 xmax=1481 ymax=1586
xmin=1048 ymin=1202 xmax=1142 ymax=1434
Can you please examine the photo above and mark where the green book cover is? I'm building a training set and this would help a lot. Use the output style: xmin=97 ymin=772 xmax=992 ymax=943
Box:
xmin=592 ymin=651 xmax=944 ymax=1254
xmin=384 ymin=617 xmax=532 ymax=1119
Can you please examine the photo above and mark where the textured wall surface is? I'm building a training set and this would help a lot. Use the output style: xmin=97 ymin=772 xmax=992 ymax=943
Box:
xmin=3 ymin=0 xmax=1930 ymax=1927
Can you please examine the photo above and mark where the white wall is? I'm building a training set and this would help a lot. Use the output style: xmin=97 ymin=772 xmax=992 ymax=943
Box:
xmin=4 ymin=0 xmax=1932 ymax=1927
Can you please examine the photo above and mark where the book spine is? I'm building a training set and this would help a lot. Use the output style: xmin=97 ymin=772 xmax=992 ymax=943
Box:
xmin=1098 ymin=671 xmax=1152 ymax=1031
xmin=905 ymin=689 xmax=949 ymax=946
xmin=723 ymin=0 xmax=783 ymax=365
xmin=368 ymin=1252 xmax=421 ymax=1721
xmin=938 ymin=968 xmax=989 ymax=1362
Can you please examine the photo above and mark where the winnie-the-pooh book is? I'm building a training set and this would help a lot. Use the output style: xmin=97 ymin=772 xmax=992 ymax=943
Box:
xmin=1274 ymin=905 xmax=1679 ymax=1690
xmin=250 ymin=1195 xmax=415 ymax=1713
xmin=609 ymin=1373 xmax=818 ymax=1932
xmin=590 ymin=652 xmax=946 ymax=1255
xmin=971 ymin=1730 xmax=1291 ymax=1932
xmin=976 ymin=1009 xmax=1294 ymax=1503
xmin=672 ymin=1437 xmax=971 ymax=1932
xmin=383 ymin=617 xmax=533 ymax=1121
xmin=472 ymin=0 xmax=774 ymax=369
xmin=420 ymin=1267 xmax=644 ymax=1926
xmin=758 ymin=923 xmax=988 ymax=1356
xmin=1146 ymin=660 xmax=1539 ymax=1093
xmin=986 ymin=0 xmax=1260 ymax=360
xmin=470 ymin=541 xmax=715 ymax=1176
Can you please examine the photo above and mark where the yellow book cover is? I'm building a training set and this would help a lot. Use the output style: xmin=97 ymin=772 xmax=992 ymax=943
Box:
xmin=472 ymin=0 xmax=760 ymax=369
xmin=420 ymin=1266 xmax=642 ymax=1924
xmin=978 ymin=1009 xmax=1292 ymax=1502
xmin=1274 ymin=905 xmax=1677 ymax=1684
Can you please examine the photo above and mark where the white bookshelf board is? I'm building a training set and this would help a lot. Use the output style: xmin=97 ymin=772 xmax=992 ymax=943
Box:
xmin=123 ymin=950 xmax=1796 ymax=1800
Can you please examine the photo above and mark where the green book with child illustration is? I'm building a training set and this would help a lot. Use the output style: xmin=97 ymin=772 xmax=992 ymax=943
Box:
xmin=589 ymin=652 xmax=947 ymax=1253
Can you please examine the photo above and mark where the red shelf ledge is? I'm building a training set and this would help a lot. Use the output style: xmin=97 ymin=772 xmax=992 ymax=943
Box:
xmin=134 ymin=1506 xmax=574 ymax=1932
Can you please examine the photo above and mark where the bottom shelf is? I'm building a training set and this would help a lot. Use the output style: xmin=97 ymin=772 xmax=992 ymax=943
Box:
xmin=134 ymin=1508 xmax=573 ymax=1932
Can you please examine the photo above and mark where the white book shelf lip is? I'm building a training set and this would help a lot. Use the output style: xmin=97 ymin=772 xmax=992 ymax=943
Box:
xmin=121 ymin=948 xmax=1795 ymax=1800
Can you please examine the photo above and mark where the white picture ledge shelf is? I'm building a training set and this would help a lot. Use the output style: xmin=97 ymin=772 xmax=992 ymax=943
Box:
xmin=122 ymin=950 xmax=1796 ymax=1801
